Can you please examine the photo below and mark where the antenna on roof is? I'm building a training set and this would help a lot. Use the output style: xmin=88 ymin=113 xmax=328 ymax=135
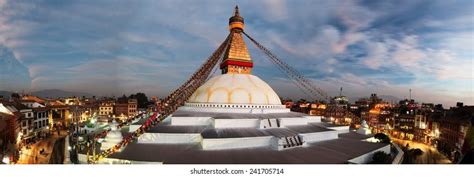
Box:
xmin=409 ymin=88 xmax=412 ymax=101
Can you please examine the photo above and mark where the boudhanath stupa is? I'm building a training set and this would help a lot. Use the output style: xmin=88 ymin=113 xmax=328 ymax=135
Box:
xmin=78 ymin=6 xmax=391 ymax=164
xmin=100 ymin=120 xmax=123 ymax=151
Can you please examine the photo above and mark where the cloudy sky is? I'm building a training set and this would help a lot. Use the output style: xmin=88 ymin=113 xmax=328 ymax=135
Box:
xmin=0 ymin=0 xmax=472 ymax=106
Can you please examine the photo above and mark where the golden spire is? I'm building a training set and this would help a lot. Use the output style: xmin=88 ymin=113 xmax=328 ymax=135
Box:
xmin=221 ymin=6 xmax=253 ymax=74
xmin=228 ymin=5 xmax=245 ymax=31
xmin=234 ymin=5 xmax=240 ymax=16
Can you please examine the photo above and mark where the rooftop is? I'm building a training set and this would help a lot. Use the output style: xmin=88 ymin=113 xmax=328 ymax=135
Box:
xmin=108 ymin=137 xmax=387 ymax=164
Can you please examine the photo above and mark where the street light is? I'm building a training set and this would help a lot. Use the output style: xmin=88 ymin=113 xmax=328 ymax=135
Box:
xmin=17 ymin=132 xmax=23 ymax=146
xmin=75 ymin=105 xmax=80 ymax=136
xmin=2 ymin=156 xmax=10 ymax=164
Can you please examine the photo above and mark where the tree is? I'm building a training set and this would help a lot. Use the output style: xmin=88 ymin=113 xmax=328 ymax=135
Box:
xmin=298 ymin=99 xmax=307 ymax=103
xmin=460 ymin=149 xmax=474 ymax=164
xmin=129 ymin=92 xmax=149 ymax=109
xmin=370 ymin=151 xmax=392 ymax=164
xmin=374 ymin=133 xmax=391 ymax=144
xmin=117 ymin=94 xmax=128 ymax=103
xmin=404 ymin=148 xmax=424 ymax=163
xmin=412 ymin=148 xmax=423 ymax=157
xmin=11 ymin=93 xmax=20 ymax=100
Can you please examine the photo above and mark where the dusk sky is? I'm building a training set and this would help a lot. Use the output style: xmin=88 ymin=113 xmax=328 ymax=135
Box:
xmin=0 ymin=0 xmax=472 ymax=106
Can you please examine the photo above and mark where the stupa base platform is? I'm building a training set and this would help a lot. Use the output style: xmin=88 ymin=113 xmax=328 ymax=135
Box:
xmin=78 ymin=134 xmax=389 ymax=164
xmin=78 ymin=111 xmax=390 ymax=164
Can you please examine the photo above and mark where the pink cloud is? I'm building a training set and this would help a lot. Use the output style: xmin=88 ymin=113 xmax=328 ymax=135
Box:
xmin=261 ymin=0 xmax=289 ymax=21
xmin=363 ymin=42 xmax=388 ymax=69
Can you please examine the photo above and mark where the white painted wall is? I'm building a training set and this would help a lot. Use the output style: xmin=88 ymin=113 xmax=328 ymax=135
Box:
xmin=262 ymin=109 xmax=291 ymax=113
xmin=304 ymin=116 xmax=321 ymax=123
xmin=137 ymin=133 xmax=202 ymax=144
xmin=78 ymin=154 xmax=163 ymax=164
xmin=214 ymin=119 xmax=260 ymax=128
xmin=64 ymin=135 xmax=71 ymax=164
xmin=327 ymin=126 xmax=350 ymax=134
xmin=202 ymin=136 xmax=276 ymax=150
xmin=347 ymin=144 xmax=391 ymax=164
xmin=278 ymin=118 xmax=308 ymax=127
xmin=299 ymin=131 xmax=339 ymax=143
xmin=171 ymin=116 xmax=212 ymax=126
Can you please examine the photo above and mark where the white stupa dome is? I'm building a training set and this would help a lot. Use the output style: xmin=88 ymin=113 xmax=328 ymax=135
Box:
xmin=356 ymin=120 xmax=372 ymax=135
xmin=101 ymin=120 xmax=123 ymax=151
xmin=188 ymin=73 xmax=281 ymax=105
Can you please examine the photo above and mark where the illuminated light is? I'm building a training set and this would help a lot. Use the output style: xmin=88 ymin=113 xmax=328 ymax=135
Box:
xmin=2 ymin=156 xmax=10 ymax=164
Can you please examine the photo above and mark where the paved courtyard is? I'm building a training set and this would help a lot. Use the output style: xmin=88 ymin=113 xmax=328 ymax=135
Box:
xmin=16 ymin=130 xmax=67 ymax=164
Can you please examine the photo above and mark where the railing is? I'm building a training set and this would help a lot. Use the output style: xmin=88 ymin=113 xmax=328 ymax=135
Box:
xmin=391 ymin=143 xmax=404 ymax=164
xmin=64 ymin=135 xmax=71 ymax=164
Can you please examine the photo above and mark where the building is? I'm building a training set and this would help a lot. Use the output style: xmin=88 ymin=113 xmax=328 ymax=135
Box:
xmin=392 ymin=99 xmax=419 ymax=140
xmin=324 ymin=105 xmax=352 ymax=125
xmin=127 ymin=99 xmax=137 ymax=117
xmin=63 ymin=97 xmax=81 ymax=105
xmin=81 ymin=104 xmax=98 ymax=122
xmin=114 ymin=102 xmax=128 ymax=119
xmin=321 ymin=95 xmax=353 ymax=125
xmin=48 ymin=105 xmax=70 ymax=129
xmin=5 ymin=101 xmax=50 ymax=142
xmin=18 ymin=108 xmax=34 ymax=142
xmin=396 ymin=113 xmax=415 ymax=140
xmin=81 ymin=96 xmax=97 ymax=105
xmin=32 ymin=107 xmax=49 ymax=139
xmin=308 ymin=103 xmax=326 ymax=116
xmin=0 ymin=102 xmax=22 ymax=163
xmin=0 ymin=102 xmax=20 ymax=143
xmin=114 ymin=98 xmax=137 ymax=119
xmin=354 ymin=94 xmax=388 ymax=127
xmin=20 ymin=95 xmax=45 ymax=105
xmin=355 ymin=93 xmax=382 ymax=111
xmin=78 ymin=7 xmax=393 ymax=164
xmin=99 ymin=100 xmax=114 ymax=117
xmin=364 ymin=103 xmax=394 ymax=134
xmin=414 ymin=111 xmax=429 ymax=143
xmin=114 ymin=97 xmax=128 ymax=119
xmin=20 ymin=100 xmax=45 ymax=108
xmin=436 ymin=105 xmax=473 ymax=161
xmin=5 ymin=102 xmax=36 ymax=143
xmin=368 ymin=93 xmax=383 ymax=106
